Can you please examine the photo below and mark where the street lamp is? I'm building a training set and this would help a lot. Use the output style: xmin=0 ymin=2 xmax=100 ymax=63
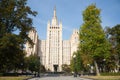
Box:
xmin=73 ymin=54 xmax=77 ymax=77
xmin=37 ymin=56 xmax=40 ymax=77
xmin=103 ymin=59 xmax=106 ymax=72
xmin=21 ymin=63 xmax=23 ymax=73
xmin=87 ymin=64 xmax=90 ymax=75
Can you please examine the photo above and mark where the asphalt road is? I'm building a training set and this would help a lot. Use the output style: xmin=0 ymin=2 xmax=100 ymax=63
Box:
xmin=28 ymin=76 xmax=92 ymax=80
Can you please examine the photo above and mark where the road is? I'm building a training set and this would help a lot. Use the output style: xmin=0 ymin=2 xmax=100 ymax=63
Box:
xmin=28 ymin=76 xmax=92 ymax=80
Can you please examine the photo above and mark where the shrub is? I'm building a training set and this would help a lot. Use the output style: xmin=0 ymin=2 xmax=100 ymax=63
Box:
xmin=0 ymin=73 xmax=3 ymax=76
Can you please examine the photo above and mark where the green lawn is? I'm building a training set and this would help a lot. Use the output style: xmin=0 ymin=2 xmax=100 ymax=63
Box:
xmin=81 ymin=76 xmax=120 ymax=80
xmin=0 ymin=76 xmax=31 ymax=80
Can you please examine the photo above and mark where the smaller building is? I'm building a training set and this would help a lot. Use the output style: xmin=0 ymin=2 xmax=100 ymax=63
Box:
xmin=70 ymin=29 xmax=79 ymax=57
xmin=25 ymin=28 xmax=39 ymax=56
xmin=39 ymin=40 xmax=46 ymax=65
xmin=62 ymin=40 xmax=71 ymax=65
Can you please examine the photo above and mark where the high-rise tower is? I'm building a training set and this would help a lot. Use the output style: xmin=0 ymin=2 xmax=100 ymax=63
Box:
xmin=26 ymin=7 xmax=79 ymax=72
xmin=46 ymin=7 xmax=62 ymax=71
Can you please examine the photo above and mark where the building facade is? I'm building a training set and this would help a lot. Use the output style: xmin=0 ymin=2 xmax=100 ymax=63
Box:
xmin=26 ymin=7 xmax=79 ymax=72
xmin=25 ymin=28 xmax=39 ymax=57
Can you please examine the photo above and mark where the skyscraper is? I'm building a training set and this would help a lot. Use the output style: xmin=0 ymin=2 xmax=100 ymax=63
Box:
xmin=45 ymin=7 xmax=63 ymax=71
xmin=26 ymin=7 xmax=79 ymax=72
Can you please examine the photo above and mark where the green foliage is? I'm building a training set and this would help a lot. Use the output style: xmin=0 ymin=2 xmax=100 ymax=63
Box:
xmin=0 ymin=0 xmax=37 ymax=45
xmin=62 ymin=64 xmax=71 ymax=73
xmin=0 ymin=0 xmax=37 ymax=34
xmin=27 ymin=54 xmax=40 ymax=73
xmin=79 ymin=4 xmax=111 ymax=75
xmin=0 ymin=0 xmax=37 ymax=72
xmin=70 ymin=52 xmax=77 ymax=72
xmin=0 ymin=73 xmax=3 ymax=76
xmin=40 ymin=65 xmax=46 ymax=73
xmin=105 ymin=24 xmax=120 ymax=72
xmin=80 ymin=4 xmax=110 ymax=60
xmin=70 ymin=51 xmax=83 ymax=73
xmin=0 ymin=34 xmax=25 ymax=72
xmin=70 ymin=57 xmax=74 ymax=71
xmin=108 ymin=25 xmax=120 ymax=60
xmin=76 ymin=51 xmax=84 ymax=72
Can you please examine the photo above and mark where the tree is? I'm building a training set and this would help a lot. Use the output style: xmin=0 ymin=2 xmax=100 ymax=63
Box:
xmin=105 ymin=25 xmax=120 ymax=72
xmin=76 ymin=51 xmax=84 ymax=73
xmin=27 ymin=54 xmax=40 ymax=74
xmin=70 ymin=52 xmax=77 ymax=73
xmin=0 ymin=0 xmax=37 ymax=72
xmin=62 ymin=64 xmax=71 ymax=73
xmin=70 ymin=51 xmax=83 ymax=73
xmin=0 ymin=0 xmax=37 ymax=45
xmin=79 ymin=4 xmax=111 ymax=75
xmin=40 ymin=65 xmax=46 ymax=73
xmin=26 ymin=54 xmax=41 ymax=77
xmin=0 ymin=34 xmax=25 ymax=72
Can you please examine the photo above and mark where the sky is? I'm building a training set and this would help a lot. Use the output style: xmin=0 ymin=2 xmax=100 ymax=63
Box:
xmin=27 ymin=0 xmax=120 ymax=40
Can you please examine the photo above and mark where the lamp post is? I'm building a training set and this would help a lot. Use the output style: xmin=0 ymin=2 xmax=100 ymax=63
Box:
xmin=103 ymin=59 xmax=106 ymax=72
xmin=73 ymin=55 xmax=77 ymax=77
xmin=37 ymin=56 xmax=40 ymax=77
xmin=87 ymin=64 xmax=90 ymax=75
xmin=21 ymin=63 xmax=23 ymax=73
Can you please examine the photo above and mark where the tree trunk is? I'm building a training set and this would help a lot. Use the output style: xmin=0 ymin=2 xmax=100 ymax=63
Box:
xmin=94 ymin=60 xmax=100 ymax=76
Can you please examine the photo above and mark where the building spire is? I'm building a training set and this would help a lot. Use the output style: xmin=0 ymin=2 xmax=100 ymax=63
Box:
xmin=52 ymin=6 xmax=58 ymax=26
xmin=53 ymin=6 xmax=56 ymax=18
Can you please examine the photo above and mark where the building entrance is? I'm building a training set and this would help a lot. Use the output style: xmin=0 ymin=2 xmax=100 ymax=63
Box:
xmin=53 ymin=65 xmax=58 ymax=72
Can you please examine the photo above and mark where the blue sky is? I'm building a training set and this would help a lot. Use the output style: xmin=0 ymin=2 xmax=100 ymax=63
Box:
xmin=27 ymin=0 xmax=120 ymax=40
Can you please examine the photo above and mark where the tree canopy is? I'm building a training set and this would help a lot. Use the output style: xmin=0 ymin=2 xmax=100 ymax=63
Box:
xmin=105 ymin=24 xmax=120 ymax=72
xmin=0 ymin=0 xmax=37 ymax=72
xmin=70 ymin=51 xmax=83 ymax=73
xmin=79 ymin=4 xmax=111 ymax=75
xmin=27 ymin=54 xmax=40 ymax=73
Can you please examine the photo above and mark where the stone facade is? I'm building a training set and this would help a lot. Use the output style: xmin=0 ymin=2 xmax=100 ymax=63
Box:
xmin=62 ymin=40 xmax=71 ymax=65
xmin=25 ymin=28 xmax=39 ymax=57
xmin=70 ymin=29 xmax=79 ymax=57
